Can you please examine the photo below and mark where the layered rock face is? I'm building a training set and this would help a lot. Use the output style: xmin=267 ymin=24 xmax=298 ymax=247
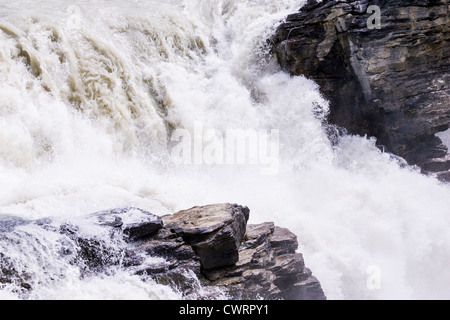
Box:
xmin=0 ymin=204 xmax=326 ymax=300
xmin=134 ymin=204 xmax=325 ymax=300
xmin=274 ymin=0 xmax=450 ymax=180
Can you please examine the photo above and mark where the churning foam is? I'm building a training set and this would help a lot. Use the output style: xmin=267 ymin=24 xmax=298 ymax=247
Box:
xmin=0 ymin=0 xmax=449 ymax=300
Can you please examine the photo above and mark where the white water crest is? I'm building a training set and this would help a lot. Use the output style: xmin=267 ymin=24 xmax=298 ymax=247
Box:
xmin=1 ymin=0 xmax=449 ymax=300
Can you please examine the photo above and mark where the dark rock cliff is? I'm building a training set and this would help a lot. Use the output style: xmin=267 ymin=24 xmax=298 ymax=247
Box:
xmin=273 ymin=0 xmax=450 ymax=180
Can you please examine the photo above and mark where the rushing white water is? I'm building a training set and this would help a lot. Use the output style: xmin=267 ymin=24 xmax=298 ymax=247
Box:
xmin=1 ymin=0 xmax=449 ymax=300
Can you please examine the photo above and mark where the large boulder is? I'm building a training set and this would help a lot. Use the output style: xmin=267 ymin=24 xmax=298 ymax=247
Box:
xmin=274 ymin=0 xmax=450 ymax=180
xmin=163 ymin=204 xmax=250 ymax=270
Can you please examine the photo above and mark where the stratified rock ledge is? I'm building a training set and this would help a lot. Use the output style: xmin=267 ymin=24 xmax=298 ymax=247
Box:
xmin=0 ymin=204 xmax=326 ymax=300
xmin=135 ymin=204 xmax=326 ymax=300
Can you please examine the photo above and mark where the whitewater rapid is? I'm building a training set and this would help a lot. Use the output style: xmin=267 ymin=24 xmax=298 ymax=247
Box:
xmin=0 ymin=0 xmax=449 ymax=300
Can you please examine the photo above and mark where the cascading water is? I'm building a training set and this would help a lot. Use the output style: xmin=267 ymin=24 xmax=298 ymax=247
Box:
xmin=1 ymin=0 xmax=449 ymax=300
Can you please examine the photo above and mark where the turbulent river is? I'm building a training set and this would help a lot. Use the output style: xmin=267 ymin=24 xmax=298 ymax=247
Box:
xmin=0 ymin=0 xmax=449 ymax=300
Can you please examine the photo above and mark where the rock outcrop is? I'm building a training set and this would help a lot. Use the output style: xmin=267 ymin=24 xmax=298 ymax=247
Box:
xmin=162 ymin=204 xmax=249 ymax=270
xmin=0 ymin=204 xmax=326 ymax=300
xmin=273 ymin=0 xmax=450 ymax=180
xmin=134 ymin=204 xmax=325 ymax=300
xmin=201 ymin=222 xmax=325 ymax=300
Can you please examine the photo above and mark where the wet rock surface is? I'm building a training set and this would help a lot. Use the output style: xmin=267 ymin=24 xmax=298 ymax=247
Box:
xmin=162 ymin=204 xmax=250 ymax=270
xmin=135 ymin=204 xmax=325 ymax=300
xmin=273 ymin=0 xmax=450 ymax=180
xmin=0 ymin=204 xmax=326 ymax=300
xmin=93 ymin=207 xmax=164 ymax=240
xmin=202 ymin=222 xmax=325 ymax=300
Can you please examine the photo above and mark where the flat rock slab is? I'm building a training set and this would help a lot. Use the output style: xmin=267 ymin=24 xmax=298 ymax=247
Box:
xmin=163 ymin=204 xmax=250 ymax=270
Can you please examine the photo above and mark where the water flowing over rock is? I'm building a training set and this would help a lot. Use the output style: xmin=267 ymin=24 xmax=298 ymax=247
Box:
xmin=0 ymin=204 xmax=326 ymax=300
xmin=273 ymin=0 xmax=450 ymax=180
xmin=93 ymin=207 xmax=164 ymax=240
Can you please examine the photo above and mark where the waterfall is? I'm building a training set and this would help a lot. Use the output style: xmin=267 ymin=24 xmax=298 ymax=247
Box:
xmin=1 ymin=0 xmax=449 ymax=300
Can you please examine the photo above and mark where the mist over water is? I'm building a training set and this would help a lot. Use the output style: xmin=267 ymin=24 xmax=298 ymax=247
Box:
xmin=1 ymin=0 xmax=449 ymax=300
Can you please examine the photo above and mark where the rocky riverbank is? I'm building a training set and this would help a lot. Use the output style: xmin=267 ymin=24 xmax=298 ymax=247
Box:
xmin=0 ymin=204 xmax=326 ymax=300
xmin=273 ymin=0 xmax=450 ymax=180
